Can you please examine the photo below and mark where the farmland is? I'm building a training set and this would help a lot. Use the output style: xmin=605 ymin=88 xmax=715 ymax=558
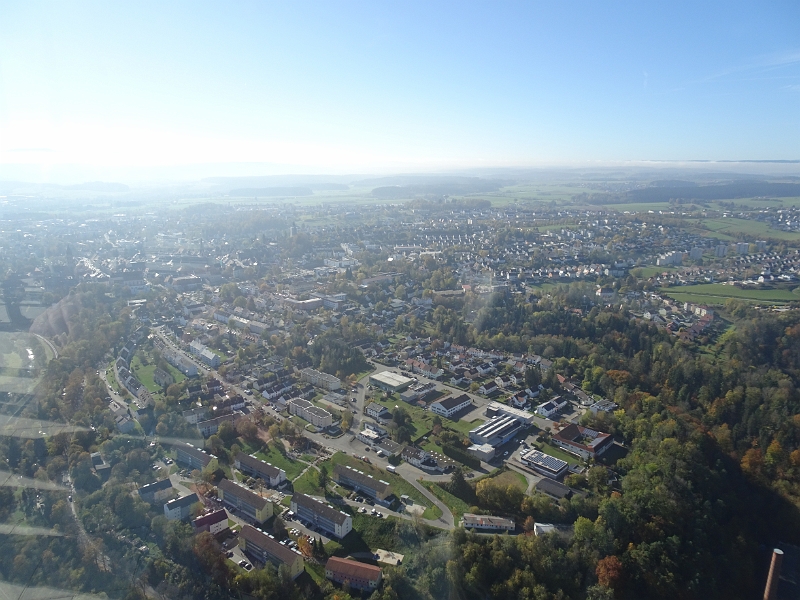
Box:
xmin=660 ymin=283 xmax=800 ymax=305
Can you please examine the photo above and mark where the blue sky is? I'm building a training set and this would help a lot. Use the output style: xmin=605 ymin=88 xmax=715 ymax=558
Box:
xmin=0 ymin=1 xmax=798 ymax=177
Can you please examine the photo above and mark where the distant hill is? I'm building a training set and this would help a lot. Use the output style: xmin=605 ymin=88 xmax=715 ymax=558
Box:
xmin=625 ymin=181 xmax=800 ymax=203
xmin=370 ymin=177 xmax=506 ymax=199
xmin=228 ymin=187 xmax=313 ymax=197
xmin=64 ymin=181 xmax=129 ymax=192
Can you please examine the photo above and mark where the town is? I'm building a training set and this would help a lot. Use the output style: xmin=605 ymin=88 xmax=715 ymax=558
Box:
xmin=1 ymin=179 xmax=800 ymax=598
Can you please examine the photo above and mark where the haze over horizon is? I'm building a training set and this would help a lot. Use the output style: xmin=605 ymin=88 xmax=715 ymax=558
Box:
xmin=1 ymin=1 xmax=799 ymax=184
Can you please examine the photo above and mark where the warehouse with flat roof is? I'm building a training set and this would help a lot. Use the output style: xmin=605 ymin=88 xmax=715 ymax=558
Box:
xmin=469 ymin=415 xmax=524 ymax=447
xmin=369 ymin=371 xmax=413 ymax=393
xmin=520 ymin=449 xmax=569 ymax=479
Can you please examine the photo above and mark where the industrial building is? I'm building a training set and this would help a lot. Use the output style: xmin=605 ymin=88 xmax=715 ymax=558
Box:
xmin=469 ymin=415 xmax=525 ymax=447
xmin=519 ymin=449 xmax=569 ymax=479
xmin=368 ymin=371 xmax=413 ymax=393
xmin=467 ymin=443 xmax=496 ymax=462
xmin=485 ymin=402 xmax=536 ymax=425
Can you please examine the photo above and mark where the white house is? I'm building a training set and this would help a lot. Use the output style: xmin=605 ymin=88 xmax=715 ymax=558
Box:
xmin=535 ymin=396 xmax=567 ymax=417
xmin=430 ymin=394 xmax=472 ymax=418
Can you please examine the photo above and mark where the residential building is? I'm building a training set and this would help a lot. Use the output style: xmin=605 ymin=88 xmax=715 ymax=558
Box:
xmin=238 ymin=525 xmax=304 ymax=579
xmin=235 ymin=453 xmax=287 ymax=487
xmin=176 ymin=443 xmax=213 ymax=470
xmin=193 ymin=509 xmax=230 ymax=535
xmin=478 ymin=382 xmax=498 ymax=395
xmin=287 ymin=398 xmax=333 ymax=428
xmin=217 ymin=478 xmax=274 ymax=523
xmin=494 ymin=375 xmax=512 ymax=388
xmin=552 ymin=424 xmax=613 ymax=459
xmin=589 ymin=399 xmax=618 ymax=415
xmin=365 ymin=402 xmax=391 ymax=421
xmin=333 ymin=464 xmax=392 ymax=506
xmin=461 ymin=513 xmax=515 ymax=532
xmin=153 ymin=368 xmax=174 ymax=387
xmin=290 ymin=493 xmax=352 ymax=539
xmin=182 ymin=406 xmax=209 ymax=424
xmin=164 ymin=493 xmax=199 ymax=521
xmin=138 ymin=479 xmax=173 ymax=504
xmin=301 ymin=368 xmax=341 ymax=391
xmin=189 ymin=340 xmax=221 ymax=367
xmin=429 ymin=394 xmax=471 ymax=418
xmin=535 ymin=396 xmax=567 ymax=417
xmin=357 ymin=427 xmax=384 ymax=446
xmin=325 ymin=557 xmax=382 ymax=591
xmin=197 ymin=412 xmax=241 ymax=437
xmin=401 ymin=446 xmax=433 ymax=469
xmin=520 ymin=449 xmax=569 ymax=479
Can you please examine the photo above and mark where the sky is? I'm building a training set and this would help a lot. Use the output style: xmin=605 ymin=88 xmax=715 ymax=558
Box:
xmin=0 ymin=1 xmax=799 ymax=180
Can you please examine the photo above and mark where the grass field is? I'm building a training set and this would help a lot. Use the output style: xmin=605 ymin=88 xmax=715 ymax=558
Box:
xmin=131 ymin=355 xmax=161 ymax=393
xmin=291 ymin=468 xmax=324 ymax=495
xmin=692 ymin=217 xmax=800 ymax=241
xmin=254 ymin=446 xmax=307 ymax=480
xmin=446 ymin=418 xmax=485 ymax=435
xmin=480 ymin=469 xmax=527 ymax=490
xmin=421 ymin=503 xmax=443 ymax=520
xmin=421 ymin=481 xmax=471 ymax=522
xmin=369 ymin=394 xmax=435 ymax=439
xmin=660 ymin=283 xmax=799 ymax=305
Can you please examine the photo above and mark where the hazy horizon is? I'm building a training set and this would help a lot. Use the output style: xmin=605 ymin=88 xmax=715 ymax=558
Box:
xmin=1 ymin=1 xmax=799 ymax=183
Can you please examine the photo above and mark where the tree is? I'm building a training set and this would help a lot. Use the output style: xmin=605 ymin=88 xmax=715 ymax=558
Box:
xmin=596 ymin=555 xmax=624 ymax=591
xmin=318 ymin=465 xmax=329 ymax=490
xmin=524 ymin=365 xmax=542 ymax=389
xmin=272 ymin=516 xmax=287 ymax=539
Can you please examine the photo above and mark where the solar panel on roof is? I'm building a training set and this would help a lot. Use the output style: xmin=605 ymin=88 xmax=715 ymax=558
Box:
xmin=582 ymin=428 xmax=599 ymax=439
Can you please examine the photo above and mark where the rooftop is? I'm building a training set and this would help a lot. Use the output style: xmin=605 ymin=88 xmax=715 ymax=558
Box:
xmin=291 ymin=492 xmax=349 ymax=525
xmin=433 ymin=393 xmax=471 ymax=411
xmin=326 ymin=556 xmax=382 ymax=580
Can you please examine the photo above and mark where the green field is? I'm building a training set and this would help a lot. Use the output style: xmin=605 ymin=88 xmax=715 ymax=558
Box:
xmin=479 ymin=469 xmax=528 ymax=490
xmin=255 ymin=446 xmax=307 ymax=480
xmin=421 ymin=481 xmax=471 ymax=522
xmin=291 ymin=467 xmax=324 ymax=495
xmin=130 ymin=355 xmax=161 ymax=393
xmin=691 ymin=217 xmax=800 ymax=241
xmin=660 ymin=283 xmax=799 ymax=305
